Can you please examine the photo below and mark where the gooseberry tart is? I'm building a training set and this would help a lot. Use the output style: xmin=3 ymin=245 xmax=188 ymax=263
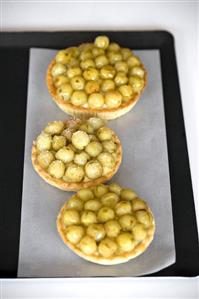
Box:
xmin=57 ymin=183 xmax=155 ymax=265
xmin=32 ymin=118 xmax=122 ymax=191
xmin=47 ymin=35 xmax=147 ymax=120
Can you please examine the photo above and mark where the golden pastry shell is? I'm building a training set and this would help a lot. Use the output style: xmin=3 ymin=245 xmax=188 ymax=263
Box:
xmin=46 ymin=60 xmax=147 ymax=120
xmin=57 ymin=195 xmax=155 ymax=265
xmin=32 ymin=119 xmax=122 ymax=191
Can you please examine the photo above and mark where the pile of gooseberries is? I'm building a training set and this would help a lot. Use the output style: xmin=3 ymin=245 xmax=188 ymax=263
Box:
xmin=50 ymin=36 xmax=146 ymax=110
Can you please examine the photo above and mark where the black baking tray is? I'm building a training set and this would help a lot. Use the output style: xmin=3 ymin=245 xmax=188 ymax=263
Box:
xmin=0 ymin=31 xmax=198 ymax=278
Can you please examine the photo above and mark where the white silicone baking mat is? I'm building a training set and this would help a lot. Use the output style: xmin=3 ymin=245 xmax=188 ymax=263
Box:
xmin=18 ymin=48 xmax=175 ymax=277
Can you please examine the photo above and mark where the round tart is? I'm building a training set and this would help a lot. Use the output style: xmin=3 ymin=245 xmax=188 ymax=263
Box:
xmin=47 ymin=35 xmax=147 ymax=120
xmin=57 ymin=183 xmax=155 ymax=265
xmin=32 ymin=118 xmax=122 ymax=191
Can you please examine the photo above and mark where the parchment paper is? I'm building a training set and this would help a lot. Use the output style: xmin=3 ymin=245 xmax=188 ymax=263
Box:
xmin=18 ymin=48 xmax=175 ymax=277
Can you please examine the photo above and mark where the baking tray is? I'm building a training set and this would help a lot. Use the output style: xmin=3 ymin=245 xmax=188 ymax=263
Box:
xmin=0 ymin=31 xmax=198 ymax=278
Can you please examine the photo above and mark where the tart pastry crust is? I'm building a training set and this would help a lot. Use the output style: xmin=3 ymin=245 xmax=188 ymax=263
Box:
xmin=32 ymin=119 xmax=122 ymax=191
xmin=57 ymin=184 xmax=155 ymax=265
xmin=46 ymin=60 xmax=147 ymax=120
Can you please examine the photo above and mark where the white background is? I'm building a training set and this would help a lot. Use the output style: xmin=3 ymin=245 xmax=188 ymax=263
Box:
xmin=0 ymin=1 xmax=199 ymax=298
